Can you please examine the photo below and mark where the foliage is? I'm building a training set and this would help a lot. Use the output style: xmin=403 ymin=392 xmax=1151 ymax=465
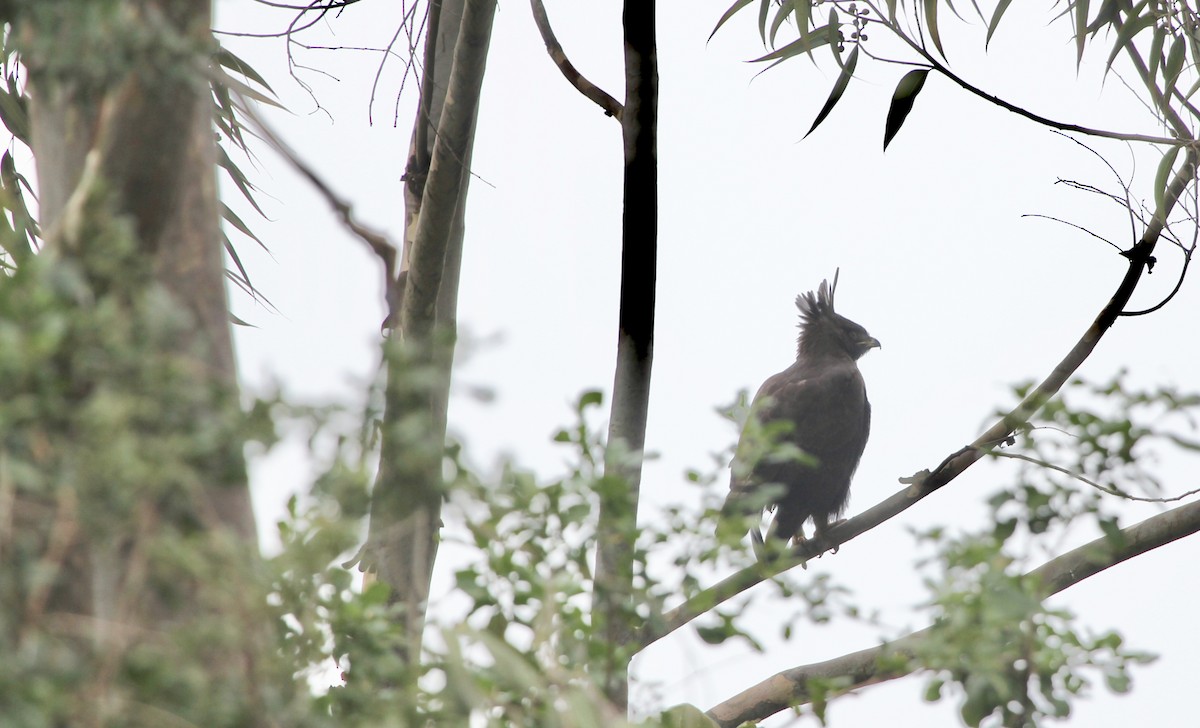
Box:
xmin=716 ymin=1 xmax=1200 ymax=173
xmin=0 ymin=183 xmax=302 ymax=726
xmin=914 ymin=529 xmax=1153 ymax=727
xmin=895 ymin=370 xmax=1200 ymax=726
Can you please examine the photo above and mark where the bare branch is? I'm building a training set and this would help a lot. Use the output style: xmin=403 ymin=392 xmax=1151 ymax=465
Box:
xmin=1120 ymin=241 xmax=1195 ymax=317
xmin=706 ymin=497 xmax=1200 ymax=727
xmin=236 ymin=99 xmax=398 ymax=286
xmin=1022 ymin=213 xmax=1121 ymax=251
xmin=986 ymin=449 xmax=1200 ymax=503
xmin=530 ymin=0 xmax=623 ymax=120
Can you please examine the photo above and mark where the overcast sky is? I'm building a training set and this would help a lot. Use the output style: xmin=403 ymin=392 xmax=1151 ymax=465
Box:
xmin=216 ymin=2 xmax=1200 ymax=725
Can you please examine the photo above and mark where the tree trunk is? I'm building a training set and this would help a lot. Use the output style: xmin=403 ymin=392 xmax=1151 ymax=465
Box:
xmin=594 ymin=0 xmax=659 ymax=710
xmin=363 ymin=0 xmax=495 ymax=674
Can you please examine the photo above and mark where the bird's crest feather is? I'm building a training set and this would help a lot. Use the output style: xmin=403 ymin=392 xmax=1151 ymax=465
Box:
xmin=795 ymin=269 xmax=839 ymax=327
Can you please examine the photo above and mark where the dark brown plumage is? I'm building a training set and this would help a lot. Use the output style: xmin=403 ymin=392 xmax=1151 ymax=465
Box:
xmin=724 ymin=275 xmax=880 ymax=545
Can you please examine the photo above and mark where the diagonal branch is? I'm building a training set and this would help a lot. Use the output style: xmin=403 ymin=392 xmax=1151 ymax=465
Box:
xmin=240 ymin=100 xmax=398 ymax=288
xmin=705 ymin=496 xmax=1200 ymax=727
xmin=639 ymin=149 xmax=1200 ymax=650
xmin=530 ymin=0 xmax=623 ymax=119
xmin=853 ymin=2 xmax=1183 ymax=146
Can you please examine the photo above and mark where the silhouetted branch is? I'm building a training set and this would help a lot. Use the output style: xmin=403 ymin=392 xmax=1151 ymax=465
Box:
xmin=239 ymin=99 xmax=397 ymax=289
xmin=854 ymin=5 xmax=1182 ymax=146
xmin=530 ymin=0 xmax=623 ymax=119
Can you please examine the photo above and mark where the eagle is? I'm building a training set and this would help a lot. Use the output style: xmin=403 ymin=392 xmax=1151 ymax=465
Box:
xmin=723 ymin=275 xmax=880 ymax=549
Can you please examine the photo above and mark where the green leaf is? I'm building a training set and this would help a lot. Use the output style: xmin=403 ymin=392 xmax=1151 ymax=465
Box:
xmin=1146 ymin=22 xmax=1165 ymax=82
xmin=793 ymin=0 xmax=812 ymax=55
xmin=1105 ymin=11 xmax=1156 ymax=75
xmin=884 ymin=69 xmax=930 ymax=150
xmin=806 ymin=45 xmax=859 ymax=137
xmin=578 ymin=389 xmax=604 ymax=410
xmin=221 ymin=230 xmax=256 ymax=298
xmin=1085 ymin=0 xmax=1122 ymax=35
xmin=216 ymin=145 xmax=267 ymax=218
xmin=1163 ymin=35 xmax=1186 ymax=96
xmin=768 ymin=0 xmax=795 ymax=48
xmin=758 ymin=0 xmax=770 ymax=45
xmin=215 ymin=46 xmax=276 ymax=94
xmin=0 ymin=80 xmax=29 ymax=144
xmin=221 ymin=202 xmax=267 ymax=250
xmin=924 ymin=676 xmax=945 ymax=702
xmin=228 ymin=312 xmax=257 ymax=327
xmin=1153 ymin=145 xmax=1181 ymax=219
xmin=695 ymin=624 xmax=730 ymax=645
xmin=924 ymin=0 xmax=946 ymax=59
xmin=1074 ymin=0 xmax=1091 ymax=67
xmin=985 ymin=0 xmax=1014 ymax=48
xmin=661 ymin=704 xmax=721 ymax=728
xmin=749 ymin=24 xmax=835 ymax=63
xmin=709 ymin=0 xmax=754 ymax=42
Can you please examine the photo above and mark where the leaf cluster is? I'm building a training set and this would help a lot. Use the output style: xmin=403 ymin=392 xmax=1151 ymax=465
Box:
xmin=914 ymin=529 xmax=1154 ymax=727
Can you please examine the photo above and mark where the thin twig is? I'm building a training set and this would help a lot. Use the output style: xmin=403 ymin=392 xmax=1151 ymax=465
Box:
xmin=1022 ymin=214 xmax=1121 ymax=251
xmin=985 ymin=448 xmax=1200 ymax=503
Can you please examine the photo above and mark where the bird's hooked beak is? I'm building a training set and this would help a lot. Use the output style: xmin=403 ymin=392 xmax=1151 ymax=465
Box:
xmin=864 ymin=336 xmax=882 ymax=350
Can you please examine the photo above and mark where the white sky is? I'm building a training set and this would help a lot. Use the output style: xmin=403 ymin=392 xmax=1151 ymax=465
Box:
xmin=216 ymin=2 xmax=1200 ymax=725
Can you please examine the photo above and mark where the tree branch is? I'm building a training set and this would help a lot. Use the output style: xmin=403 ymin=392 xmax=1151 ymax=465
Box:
xmin=242 ymin=101 xmax=397 ymax=287
xmin=530 ymin=0 xmax=623 ymax=119
xmin=706 ymin=496 xmax=1200 ymax=727
xmin=853 ymin=3 xmax=1183 ymax=146
xmin=640 ymin=149 xmax=1200 ymax=650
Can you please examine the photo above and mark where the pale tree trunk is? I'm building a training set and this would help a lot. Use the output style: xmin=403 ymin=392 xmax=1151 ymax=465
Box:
xmin=363 ymin=0 xmax=495 ymax=672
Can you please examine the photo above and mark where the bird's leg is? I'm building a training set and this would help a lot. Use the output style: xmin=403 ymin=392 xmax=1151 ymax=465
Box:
xmin=813 ymin=516 xmax=847 ymax=555
xmin=779 ymin=522 xmax=810 ymax=570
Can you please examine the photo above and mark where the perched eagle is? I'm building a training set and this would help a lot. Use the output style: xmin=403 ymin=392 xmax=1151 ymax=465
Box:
xmin=723 ymin=275 xmax=880 ymax=546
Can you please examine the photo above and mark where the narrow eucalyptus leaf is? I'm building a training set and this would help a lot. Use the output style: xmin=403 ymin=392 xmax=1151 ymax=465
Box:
xmin=884 ymin=69 xmax=930 ymax=150
xmin=806 ymin=45 xmax=859 ymax=137
xmin=924 ymin=0 xmax=946 ymax=59
xmin=1164 ymin=35 xmax=1186 ymax=94
xmin=986 ymin=0 xmax=1014 ymax=47
xmin=748 ymin=24 xmax=834 ymax=62
xmin=1105 ymin=12 xmax=1156 ymax=75
xmin=709 ymin=0 xmax=754 ymax=41
xmin=1074 ymin=0 xmax=1090 ymax=66
xmin=1147 ymin=24 xmax=1165 ymax=81
xmin=769 ymin=0 xmax=795 ymax=47
xmin=1153 ymin=145 xmax=1181 ymax=219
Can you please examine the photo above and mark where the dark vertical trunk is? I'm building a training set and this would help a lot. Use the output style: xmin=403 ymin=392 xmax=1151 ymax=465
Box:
xmin=595 ymin=0 xmax=658 ymax=710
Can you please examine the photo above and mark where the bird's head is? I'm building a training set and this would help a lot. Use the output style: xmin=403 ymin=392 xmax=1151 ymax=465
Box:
xmin=795 ymin=273 xmax=881 ymax=360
